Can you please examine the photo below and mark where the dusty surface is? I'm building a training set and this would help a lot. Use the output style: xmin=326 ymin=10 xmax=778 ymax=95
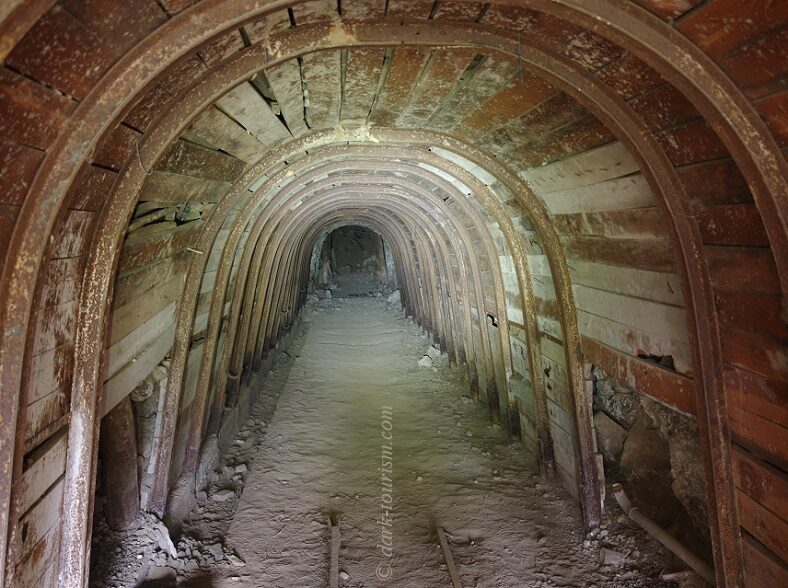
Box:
xmin=92 ymin=297 xmax=679 ymax=587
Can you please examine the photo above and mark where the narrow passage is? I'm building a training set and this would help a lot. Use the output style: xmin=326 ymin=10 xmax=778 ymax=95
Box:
xmin=181 ymin=297 xmax=669 ymax=587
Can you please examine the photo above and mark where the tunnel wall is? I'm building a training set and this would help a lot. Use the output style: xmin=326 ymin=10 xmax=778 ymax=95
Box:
xmin=0 ymin=2 xmax=786 ymax=586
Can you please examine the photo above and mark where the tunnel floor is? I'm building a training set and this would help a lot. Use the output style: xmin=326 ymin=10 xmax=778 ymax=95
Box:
xmin=92 ymin=297 xmax=674 ymax=587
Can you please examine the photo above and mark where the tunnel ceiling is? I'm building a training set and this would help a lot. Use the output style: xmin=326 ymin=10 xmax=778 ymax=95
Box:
xmin=0 ymin=1 xmax=786 ymax=587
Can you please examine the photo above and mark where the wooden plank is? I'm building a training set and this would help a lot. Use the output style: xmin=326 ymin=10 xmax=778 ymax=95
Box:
xmin=577 ymin=309 xmax=692 ymax=375
xmin=398 ymin=49 xmax=477 ymax=127
xmin=19 ymin=429 xmax=67 ymax=514
xmin=430 ymin=54 xmax=519 ymax=130
xmin=757 ymin=91 xmax=788 ymax=147
xmin=25 ymin=389 xmax=67 ymax=444
xmin=706 ymin=246 xmax=780 ymax=294
xmin=457 ymin=75 xmax=555 ymax=139
xmin=480 ymin=5 xmax=539 ymax=33
xmin=0 ymin=67 xmax=75 ymax=149
xmin=724 ymin=366 xmax=788 ymax=430
xmin=102 ymin=325 xmax=175 ymax=416
xmin=93 ymin=122 xmax=142 ymax=171
xmin=341 ymin=47 xmax=386 ymax=125
xmin=369 ymin=47 xmax=431 ymax=127
xmin=573 ymin=283 xmax=688 ymax=344
xmin=6 ymin=5 xmax=116 ymax=100
xmin=216 ymin=81 xmax=292 ymax=147
xmin=719 ymin=28 xmax=787 ymax=100
xmin=677 ymin=0 xmax=788 ymax=60
xmin=656 ymin=118 xmax=729 ymax=166
xmin=341 ymin=0 xmax=385 ymax=21
xmin=677 ymin=157 xmax=753 ymax=207
xmin=198 ymin=29 xmax=245 ymax=67
xmin=139 ymin=171 xmax=230 ymax=205
xmin=265 ymin=60 xmax=309 ymax=136
xmin=436 ymin=527 xmax=463 ymax=588
xmin=732 ymin=448 xmax=788 ymax=523
xmin=736 ymin=488 xmax=788 ymax=562
xmin=434 ymin=1 xmax=485 ymax=21
xmin=157 ymin=139 xmax=245 ymax=182
xmin=52 ymin=210 xmax=95 ymax=258
xmin=301 ymin=50 xmax=342 ymax=128
xmin=110 ymin=273 xmax=183 ymax=343
xmin=697 ymin=203 xmax=769 ymax=246
xmin=728 ymin=402 xmax=788 ymax=469
xmin=68 ymin=165 xmax=116 ymax=211
xmin=742 ymin=532 xmax=788 ymax=588
xmin=119 ymin=219 xmax=204 ymax=272
xmin=595 ymin=52 xmax=664 ymax=101
xmin=632 ymin=0 xmax=701 ymax=21
xmin=582 ymin=335 xmax=696 ymax=415
xmin=114 ymin=253 xmax=187 ymax=307
xmin=386 ymin=0 xmax=433 ymax=19
xmin=107 ymin=302 xmax=176 ymax=377
xmin=291 ymin=0 xmax=336 ymax=27
xmin=184 ymin=106 xmax=266 ymax=163
xmin=0 ymin=141 xmax=45 ymax=207
xmin=629 ymin=82 xmax=698 ymax=132
xmin=553 ymin=207 xmax=667 ymax=239
xmin=513 ymin=117 xmax=615 ymax=169
xmin=33 ymin=299 xmax=77 ymax=356
xmin=60 ymin=0 xmax=167 ymax=57
xmin=715 ymin=290 xmax=787 ymax=341
xmin=15 ymin=477 xmax=63 ymax=558
xmin=41 ymin=258 xmax=80 ymax=308
xmin=721 ymin=327 xmax=788 ymax=385
xmin=28 ymin=344 xmax=72 ymax=407
xmin=522 ymin=141 xmax=638 ymax=193
xmin=482 ymin=93 xmax=587 ymax=157
xmin=560 ymin=235 xmax=675 ymax=272
xmin=549 ymin=258 xmax=684 ymax=307
xmin=15 ymin=523 xmax=60 ymax=588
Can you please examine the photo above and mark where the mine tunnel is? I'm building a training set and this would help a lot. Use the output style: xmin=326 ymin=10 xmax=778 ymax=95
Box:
xmin=0 ymin=1 xmax=786 ymax=587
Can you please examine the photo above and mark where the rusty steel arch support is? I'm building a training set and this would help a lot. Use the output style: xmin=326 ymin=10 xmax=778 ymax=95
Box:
xmin=164 ymin=167 xmax=508 ymax=510
xmin=0 ymin=9 xmax=775 ymax=583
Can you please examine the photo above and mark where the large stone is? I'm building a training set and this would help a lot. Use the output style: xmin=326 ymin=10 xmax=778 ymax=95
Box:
xmin=387 ymin=289 xmax=401 ymax=304
xmin=591 ymin=366 xmax=639 ymax=428
xmin=593 ymin=411 xmax=627 ymax=467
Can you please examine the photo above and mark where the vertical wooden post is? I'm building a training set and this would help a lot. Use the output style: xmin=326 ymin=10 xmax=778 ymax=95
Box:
xmin=99 ymin=396 xmax=140 ymax=530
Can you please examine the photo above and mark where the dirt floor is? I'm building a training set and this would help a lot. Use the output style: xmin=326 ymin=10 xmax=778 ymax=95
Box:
xmin=91 ymin=296 xmax=685 ymax=587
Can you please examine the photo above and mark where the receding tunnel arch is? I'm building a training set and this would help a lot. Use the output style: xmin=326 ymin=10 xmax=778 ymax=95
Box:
xmin=1 ymin=3 xmax=786 ymax=586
